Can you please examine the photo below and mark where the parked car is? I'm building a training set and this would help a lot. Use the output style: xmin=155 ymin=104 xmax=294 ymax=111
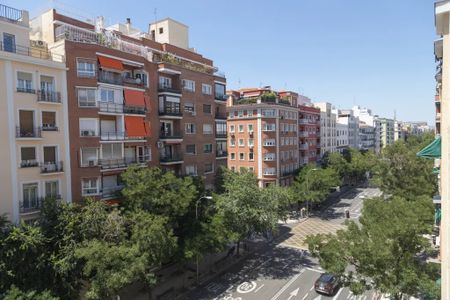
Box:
xmin=314 ymin=273 xmax=340 ymax=295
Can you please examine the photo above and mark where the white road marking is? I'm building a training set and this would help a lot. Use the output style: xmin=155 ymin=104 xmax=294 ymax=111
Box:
xmin=301 ymin=293 xmax=309 ymax=300
xmin=332 ymin=288 xmax=343 ymax=300
xmin=309 ymin=285 xmax=314 ymax=291
xmin=254 ymin=284 xmax=264 ymax=293
xmin=313 ymin=295 xmax=322 ymax=300
xmin=270 ymin=269 xmax=305 ymax=300
xmin=306 ymin=267 xmax=324 ymax=273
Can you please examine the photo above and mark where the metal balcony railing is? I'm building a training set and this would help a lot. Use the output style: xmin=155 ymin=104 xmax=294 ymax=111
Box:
xmin=0 ymin=4 xmax=22 ymax=23
xmin=40 ymin=161 xmax=64 ymax=174
xmin=98 ymin=102 xmax=123 ymax=113
xmin=160 ymin=153 xmax=183 ymax=163
xmin=215 ymin=112 xmax=227 ymax=119
xmin=19 ymin=197 xmax=42 ymax=214
xmin=123 ymin=105 xmax=146 ymax=115
xmin=17 ymin=87 xmax=35 ymax=94
xmin=37 ymin=90 xmax=62 ymax=103
xmin=98 ymin=70 xmax=123 ymax=85
xmin=215 ymin=131 xmax=227 ymax=138
xmin=20 ymin=160 xmax=39 ymax=168
xmin=100 ymin=131 xmax=125 ymax=141
xmin=42 ymin=124 xmax=58 ymax=131
xmin=123 ymin=76 xmax=146 ymax=88
xmin=125 ymin=155 xmax=151 ymax=165
xmin=101 ymin=185 xmax=123 ymax=199
xmin=214 ymin=94 xmax=227 ymax=101
xmin=159 ymin=131 xmax=183 ymax=139
xmin=99 ymin=158 xmax=127 ymax=170
xmin=216 ymin=150 xmax=228 ymax=157
xmin=0 ymin=41 xmax=64 ymax=62
xmin=16 ymin=126 xmax=42 ymax=138
xmin=158 ymin=84 xmax=181 ymax=94
xmin=159 ymin=103 xmax=182 ymax=116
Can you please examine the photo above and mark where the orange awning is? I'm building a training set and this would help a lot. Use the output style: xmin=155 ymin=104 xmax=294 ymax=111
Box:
xmin=98 ymin=56 xmax=124 ymax=71
xmin=125 ymin=116 xmax=147 ymax=137
xmin=124 ymin=89 xmax=146 ymax=107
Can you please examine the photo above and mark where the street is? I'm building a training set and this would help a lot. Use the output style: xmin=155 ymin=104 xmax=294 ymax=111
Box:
xmin=180 ymin=187 xmax=382 ymax=300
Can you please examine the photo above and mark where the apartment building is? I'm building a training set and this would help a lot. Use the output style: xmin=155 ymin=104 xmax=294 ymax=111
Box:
xmin=31 ymin=10 xmax=226 ymax=201
xmin=359 ymin=122 xmax=375 ymax=151
xmin=336 ymin=123 xmax=349 ymax=153
xmin=378 ymin=117 xmax=395 ymax=148
xmin=0 ymin=4 xmax=71 ymax=222
xmin=297 ymin=103 xmax=320 ymax=165
xmin=315 ymin=102 xmax=337 ymax=156
xmin=352 ymin=105 xmax=380 ymax=153
xmin=337 ymin=109 xmax=359 ymax=149
xmin=227 ymin=88 xmax=299 ymax=187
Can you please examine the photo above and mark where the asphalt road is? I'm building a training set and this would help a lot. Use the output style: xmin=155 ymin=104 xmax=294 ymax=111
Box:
xmin=181 ymin=187 xmax=381 ymax=300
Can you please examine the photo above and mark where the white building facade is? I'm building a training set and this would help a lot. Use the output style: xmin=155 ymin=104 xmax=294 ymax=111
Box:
xmin=315 ymin=102 xmax=336 ymax=156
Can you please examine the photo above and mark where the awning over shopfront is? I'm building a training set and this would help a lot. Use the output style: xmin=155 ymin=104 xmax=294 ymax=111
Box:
xmin=98 ymin=56 xmax=124 ymax=71
xmin=124 ymin=89 xmax=146 ymax=107
xmin=417 ymin=136 xmax=441 ymax=159
xmin=125 ymin=116 xmax=148 ymax=137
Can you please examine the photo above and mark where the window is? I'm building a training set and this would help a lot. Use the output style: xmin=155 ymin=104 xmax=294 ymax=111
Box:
xmin=17 ymin=72 xmax=33 ymax=93
xmin=214 ymin=83 xmax=225 ymax=99
xmin=263 ymin=139 xmax=276 ymax=146
xmin=159 ymin=27 xmax=164 ymax=34
xmin=20 ymin=147 xmax=37 ymax=168
xmin=184 ymin=102 xmax=195 ymax=113
xmin=231 ymin=166 xmax=236 ymax=172
xmin=186 ymin=144 xmax=196 ymax=155
xmin=203 ymin=144 xmax=213 ymax=153
xmin=203 ymin=124 xmax=213 ymax=135
xmin=229 ymin=125 xmax=235 ymax=133
xmin=262 ymin=109 xmax=276 ymax=117
xmin=230 ymin=153 xmax=236 ymax=160
xmin=229 ymin=111 xmax=235 ymax=119
xmin=249 ymin=166 xmax=254 ymax=172
xmin=202 ymin=84 xmax=212 ymax=95
xmin=216 ymin=122 xmax=227 ymax=135
xmin=159 ymin=76 xmax=172 ymax=88
xmin=239 ymin=153 xmax=245 ymax=160
xmin=249 ymin=152 xmax=254 ymax=161
xmin=248 ymin=139 xmax=254 ymax=147
xmin=77 ymin=59 xmax=96 ymax=77
xmin=204 ymin=163 xmax=214 ymax=174
xmin=230 ymin=138 xmax=236 ymax=147
xmin=182 ymin=79 xmax=195 ymax=92
xmin=281 ymin=138 xmax=285 ymax=146
xmin=185 ymin=123 xmax=196 ymax=134
xmin=238 ymin=139 xmax=244 ymax=147
xmin=238 ymin=110 xmax=244 ymax=117
xmin=263 ymin=168 xmax=276 ymax=175
xmin=264 ymin=153 xmax=276 ymax=161
xmin=80 ymin=119 xmax=98 ymax=136
xmin=247 ymin=110 xmax=253 ymax=117
xmin=42 ymin=111 xmax=57 ymax=131
xmin=101 ymin=143 xmax=122 ymax=159
xmin=185 ymin=165 xmax=197 ymax=176
xmin=263 ymin=123 xmax=276 ymax=131
xmin=203 ymin=104 xmax=212 ymax=114
xmin=22 ymin=183 xmax=38 ymax=210
xmin=81 ymin=148 xmax=98 ymax=167
xmin=45 ymin=181 xmax=59 ymax=198
xmin=238 ymin=125 xmax=244 ymax=132
xmin=99 ymin=88 xmax=115 ymax=103
xmin=78 ymin=88 xmax=96 ymax=107
xmin=82 ymin=178 xmax=99 ymax=195
xmin=3 ymin=33 xmax=15 ymax=53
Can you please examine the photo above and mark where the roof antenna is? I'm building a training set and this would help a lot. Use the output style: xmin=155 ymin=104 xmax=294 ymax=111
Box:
xmin=154 ymin=8 xmax=158 ymax=42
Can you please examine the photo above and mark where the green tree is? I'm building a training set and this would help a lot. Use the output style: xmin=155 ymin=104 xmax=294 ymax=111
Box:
xmin=327 ymin=152 xmax=351 ymax=182
xmin=216 ymin=169 xmax=281 ymax=254
xmin=306 ymin=196 xmax=439 ymax=299
xmin=3 ymin=285 xmax=58 ymax=300
xmin=292 ymin=165 xmax=341 ymax=213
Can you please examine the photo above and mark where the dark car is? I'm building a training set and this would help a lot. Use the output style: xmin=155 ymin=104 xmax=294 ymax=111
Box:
xmin=314 ymin=273 xmax=340 ymax=295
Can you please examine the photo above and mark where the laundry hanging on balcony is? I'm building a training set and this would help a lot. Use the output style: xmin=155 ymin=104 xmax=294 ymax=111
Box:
xmin=125 ymin=116 xmax=148 ymax=138
xmin=416 ymin=136 xmax=441 ymax=159
xmin=124 ymin=89 xmax=146 ymax=107
xmin=98 ymin=56 xmax=124 ymax=71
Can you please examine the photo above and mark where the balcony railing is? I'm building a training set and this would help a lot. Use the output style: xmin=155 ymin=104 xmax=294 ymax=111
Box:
xmin=42 ymin=124 xmax=58 ymax=131
xmin=0 ymin=41 xmax=64 ymax=62
xmin=20 ymin=160 xmax=39 ymax=168
xmin=215 ymin=94 xmax=227 ymax=101
xmin=159 ymin=131 xmax=183 ymax=139
xmin=160 ymin=153 xmax=183 ymax=163
xmin=216 ymin=150 xmax=227 ymax=157
xmin=0 ymin=4 xmax=22 ymax=23
xmin=300 ymin=144 xmax=309 ymax=150
xmin=37 ymin=90 xmax=62 ymax=103
xmin=123 ymin=76 xmax=146 ymax=88
xmin=125 ymin=155 xmax=151 ymax=165
xmin=101 ymin=185 xmax=123 ymax=199
xmin=124 ymin=105 xmax=146 ymax=115
xmin=159 ymin=103 xmax=182 ymax=116
xmin=100 ymin=131 xmax=125 ymax=141
xmin=98 ymin=102 xmax=123 ymax=113
xmin=20 ymin=197 xmax=42 ymax=214
xmin=98 ymin=70 xmax=123 ymax=85
xmin=17 ymin=87 xmax=35 ymax=94
xmin=99 ymin=158 xmax=127 ymax=170
xmin=16 ymin=126 xmax=42 ymax=138
xmin=215 ymin=131 xmax=227 ymax=138
xmin=158 ymin=84 xmax=181 ymax=94
xmin=215 ymin=112 xmax=227 ymax=119
xmin=40 ymin=161 xmax=64 ymax=174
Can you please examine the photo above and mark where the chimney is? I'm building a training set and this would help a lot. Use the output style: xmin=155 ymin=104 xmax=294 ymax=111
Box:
xmin=126 ymin=18 xmax=131 ymax=33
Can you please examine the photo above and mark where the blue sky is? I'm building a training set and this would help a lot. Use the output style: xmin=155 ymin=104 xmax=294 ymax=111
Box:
xmin=7 ymin=0 xmax=437 ymax=123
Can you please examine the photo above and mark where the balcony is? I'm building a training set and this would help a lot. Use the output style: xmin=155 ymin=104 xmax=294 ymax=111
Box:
xmin=101 ymin=185 xmax=123 ymax=199
xmin=19 ymin=197 xmax=42 ymax=214
xmin=160 ymin=153 xmax=183 ymax=164
xmin=159 ymin=131 xmax=183 ymax=140
xmin=17 ymin=87 xmax=35 ymax=94
xmin=0 ymin=4 xmax=23 ymax=23
xmin=0 ymin=41 xmax=64 ymax=62
xmin=299 ymin=132 xmax=309 ymax=138
xmin=100 ymin=131 xmax=125 ymax=141
xmin=158 ymin=83 xmax=181 ymax=94
xmin=20 ymin=160 xmax=39 ymax=168
xmin=37 ymin=90 xmax=62 ymax=103
xmin=159 ymin=102 xmax=182 ymax=117
xmin=40 ymin=161 xmax=64 ymax=174
xmin=99 ymin=158 xmax=127 ymax=170
xmin=124 ymin=105 xmax=146 ymax=115
xmin=123 ymin=76 xmax=146 ymax=88
xmin=98 ymin=102 xmax=123 ymax=114
xmin=215 ymin=112 xmax=227 ymax=120
xmin=16 ymin=126 xmax=42 ymax=138
xmin=300 ymin=144 xmax=309 ymax=150
xmin=42 ymin=124 xmax=58 ymax=131
xmin=98 ymin=70 xmax=123 ymax=85
xmin=216 ymin=131 xmax=227 ymax=138
xmin=125 ymin=155 xmax=151 ymax=165
xmin=216 ymin=150 xmax=228 ymax=158
xmin=215 ymin=93 xmax=227 ymax=101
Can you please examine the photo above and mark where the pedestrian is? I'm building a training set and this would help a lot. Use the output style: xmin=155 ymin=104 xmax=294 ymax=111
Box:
xmin=345 ymin=209 xmax=350 ymax=219
xmin=300 ymin=207 xmax=306 ymax=218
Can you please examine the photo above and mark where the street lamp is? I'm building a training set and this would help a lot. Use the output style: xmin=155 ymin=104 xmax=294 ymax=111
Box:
xmin=305 ymin=168 xmax=318 ymax=216
xmin=195 ymin=195 xmax=213 ymax=284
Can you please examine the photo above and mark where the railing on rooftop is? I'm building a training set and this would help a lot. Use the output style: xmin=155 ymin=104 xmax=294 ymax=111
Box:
xmin=0 ymin=4 xmax=22 ymax=23
xmin=0 ymin=41 xmax=64 ymax=62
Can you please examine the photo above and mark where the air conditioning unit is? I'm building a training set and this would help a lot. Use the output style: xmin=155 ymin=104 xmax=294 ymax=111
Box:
xmin=31 ymin=40 xmax=47 ymax=48
xmin=88 ymin=160 xmax=96 ymax=167
xmin=157 ymin=141 xmax=164 ymax=148
xmin=82 ymin=130 xmax=90 ymax=136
